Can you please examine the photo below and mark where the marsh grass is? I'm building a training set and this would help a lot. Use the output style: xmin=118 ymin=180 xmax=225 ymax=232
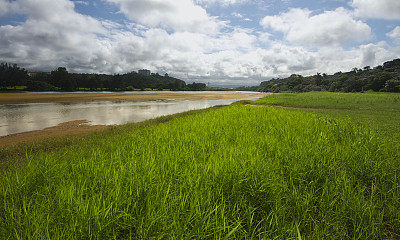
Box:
xmin=1 ymin=99 xmax=400 ymax=239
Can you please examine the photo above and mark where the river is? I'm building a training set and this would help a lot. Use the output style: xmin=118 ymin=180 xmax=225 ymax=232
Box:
xmin=0 ymin=98 xmax=246 ymax=137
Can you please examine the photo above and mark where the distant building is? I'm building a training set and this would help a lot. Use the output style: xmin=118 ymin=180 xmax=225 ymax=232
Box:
xmin=27 ymin=72 xmax=40 ymax=77
xmin=27 ymin=72 xmax=49 ymax=77
xmin=138 ymin=69 xmax=151 ymax=76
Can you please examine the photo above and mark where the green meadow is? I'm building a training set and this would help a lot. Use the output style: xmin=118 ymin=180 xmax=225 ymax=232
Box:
xmin=1 ymin=92 xmax=400 ymax=239
xmin=253 ymin=91 xmax=400 ymax=134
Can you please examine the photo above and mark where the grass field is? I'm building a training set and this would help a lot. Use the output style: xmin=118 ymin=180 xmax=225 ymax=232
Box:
xmin=1 ymin=92 xmax=399 ymax=239
xmin=253 ymin=91 xmax=400 ymax=135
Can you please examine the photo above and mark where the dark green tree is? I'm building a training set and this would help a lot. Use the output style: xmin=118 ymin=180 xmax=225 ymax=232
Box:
xmin=287 ymin=74 xmax=303 ymax=91
xmin=108 ymin=74 xmax=124 ymax=90
xmin=51 ymin=67 xmax=76 ymax=91
xmin=0 ymin=63 xmax=28 ymax=89
xmin=366 ymin=72 xmax=393 ymax=91
xmin=187 ymin=82 xmax=206 ymax=91
xmin=384 ymin=80 xmax=400 ymax=92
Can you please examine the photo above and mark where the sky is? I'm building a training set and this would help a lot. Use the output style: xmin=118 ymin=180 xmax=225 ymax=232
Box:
xmin=0 ymin=0 xmax=399 ymax=86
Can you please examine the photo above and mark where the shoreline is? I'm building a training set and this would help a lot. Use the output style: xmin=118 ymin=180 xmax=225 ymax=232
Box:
xmin=0 ymin=91 xmax=269 ymax=147
xmin=0 ymin=120 xmax=110 ymax=148
xmin=0 ymin=91 xmax=268 ymax=104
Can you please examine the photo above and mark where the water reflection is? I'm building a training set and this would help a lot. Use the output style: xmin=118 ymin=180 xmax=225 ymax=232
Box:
xmin=0 ymin=99 xmax=242 ymax=137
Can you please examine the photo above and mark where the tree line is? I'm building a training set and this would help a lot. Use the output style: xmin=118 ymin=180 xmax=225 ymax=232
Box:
xmin=0 ymin=66 xmax=208 ymax=91
xmin=257 ymin=59 xmax=400 ymax=93
xmin=3 ymin=58 xmax=399 ymax=93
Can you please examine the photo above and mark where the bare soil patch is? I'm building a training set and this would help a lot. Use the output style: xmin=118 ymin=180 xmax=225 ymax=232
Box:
xmin=0 ymin=120 xmax=110 ymax=148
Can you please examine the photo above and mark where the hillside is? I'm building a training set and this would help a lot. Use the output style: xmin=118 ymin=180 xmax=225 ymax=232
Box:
xmin=258 ymin=58 xmax=400 ymax=93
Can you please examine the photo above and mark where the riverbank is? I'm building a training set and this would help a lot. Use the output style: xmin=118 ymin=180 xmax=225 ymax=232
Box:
xmin=0 ymin=120 xmax=110 ymax=148
xmin=0 ymin=91 xmax=268 ymax=104
xmin=0 ymin=91 xmax=269 ymax=147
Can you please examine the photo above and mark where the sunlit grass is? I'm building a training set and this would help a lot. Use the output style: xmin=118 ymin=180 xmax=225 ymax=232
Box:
xmin=1 ymin=100 xmax=399 ymax=239
xmin=253 ymin=91 xmax=400 ymax=134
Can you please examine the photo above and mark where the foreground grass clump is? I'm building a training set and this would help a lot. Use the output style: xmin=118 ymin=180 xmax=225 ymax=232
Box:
xmin=1 ymin=104 xmax=400 ymax=239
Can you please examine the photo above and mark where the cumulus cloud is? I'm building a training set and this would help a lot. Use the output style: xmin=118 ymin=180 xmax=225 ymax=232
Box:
xmin=260 ymin=7 xmax=371 ymax=47
xmin=360 ymin=42 xmax=399 ymax=68
xmin=350 ymin=0 xmax=400 ymax=20
xmin=105 ymin=0 xmax=223 ymax=34
xmin=387 ymin=26 xmax=400 ymax=43
xmin=0 ymin=0 xmax=108 ymax=70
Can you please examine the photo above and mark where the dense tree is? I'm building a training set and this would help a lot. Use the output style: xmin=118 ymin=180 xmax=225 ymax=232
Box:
xmin=27 ymin=72 xmax=57 ymax=91
xmin=91 ymin=74 xmax=103 ymax=90
xmin=366 ymin=72 xmax=393 ymax=91
xmin=0 ymin=63 xmax=28 ymax=89
xmin=51 ymin=67 xmax=77 ymax=91
xmin=385 ymin=80 xmax=400 ymax=92
xmin=110 ymin=74 xmax=124 ymax=90
xmin=187 ymin=82 xmax=206 ymax=91
xmin=287 ymin=74 xmax=303 ymax=91
xmin=0 ymin=63 xmax=187 ymax=92
xmin=26 ymin=79 xmax=58 ymax=91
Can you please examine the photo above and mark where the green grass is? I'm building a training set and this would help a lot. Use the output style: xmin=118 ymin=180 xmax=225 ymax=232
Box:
xmin=0 ymin=107 xmax=222 ymax=173
xmin=1 ymin=93 xmax=400 ymax=239
xmin=253 ymin=91 xmax=400 ymax=134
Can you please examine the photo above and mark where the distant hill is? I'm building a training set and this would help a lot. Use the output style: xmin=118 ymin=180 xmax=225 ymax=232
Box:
xmin=258 ymin=58 xmax=400 ymax=93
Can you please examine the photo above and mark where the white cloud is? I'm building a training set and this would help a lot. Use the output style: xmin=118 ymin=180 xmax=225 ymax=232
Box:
xmin=195 ymin=0 xmax=248 ymax=7
xmin=105 ymin=0 xmax=223 ymax=34
xmin=387 ymin=26 xmax=400 ymax=43
xmin=260 ymin=8 xmax=310 ymax=33
xmin=73 ymin=1 xmax=89 ymax=5
xmin=257 ymin=43 xmax=317 ymax=75
xmin=260 ymin=7 xmax=371 ymax=47
xmin=232 ymin=12 xmax=252 ymax=22
xmin=359 ymin=42 xmax=395 ymax=67
xmin=350 ymin=0 xmax=400 ymax=20
xmin=0 ymin=0 xmax=108 ymax=70
xmin=4 ymin=0 xmax=105 ymax=33
xmin=232 ymin=12 xmax=243 ymax=18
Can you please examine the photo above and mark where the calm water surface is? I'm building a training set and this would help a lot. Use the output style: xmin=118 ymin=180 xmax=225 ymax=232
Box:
xmin=0 ymin=99 xmax=245 ymax=137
